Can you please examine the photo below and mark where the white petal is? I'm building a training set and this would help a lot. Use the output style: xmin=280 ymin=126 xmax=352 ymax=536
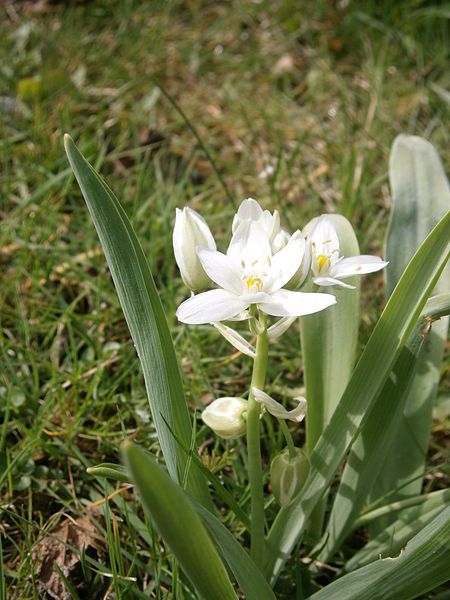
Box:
xmin=197 ymin=248 xmax=242 ymax=294
xmin=173 ymin=207 xmax=217 ymax=291
xmin=265 ymin=231 xmax=305 ymax=293
xmin=267 ymin=316 xmax=297 ymax=341
xmin=308 ymin=214 xmax=340 ymax=273
xmin=253 ymin=388 xmax=307 ymax=423
xmin=331 ymin=255 xmax=389 ymax=279
xmin=227 ymin=220 xmax=271 ymax=261
xmin=313 ymin=276 xmax=355 ymax=289
xmin=258 ymin=289 xmax=336 ymax=317
xmin=213 ymin=323 xmax=256 ymax=358
xmin=271 ymin=229 xmax=290 ymax=253
xmin=232 ymin=198 xmax=263 ymax=233
xmin=176 ymin=289 xmax=249 ymax=324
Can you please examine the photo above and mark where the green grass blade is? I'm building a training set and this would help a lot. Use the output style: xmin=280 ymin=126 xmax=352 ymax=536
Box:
xmin=317 ymin=294 xmax=450 ymax=560
xmin=344 ymin=491 xmax=450 ymax=573
xmin=300 ymin=215 xmax=360 ymax=542
xmin=309 ymin=507 xmax=450 ymax=599
xmin=370 ymin=135 xmax=450 ymax=530
xmin=265 ymin=211 xmax=450 ymax=584
xmin=64 ymin=135 xmax=211 ymax=508
xmin=122 ymin=442 xmax=237 ymax=600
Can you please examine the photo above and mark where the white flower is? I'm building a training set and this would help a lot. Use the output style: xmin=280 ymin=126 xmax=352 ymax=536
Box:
xmin=253 ymin=388 xmax=306 ymax=423
xmin=201 ymin=397 xmax=248 ymax=439
xmin=176 ymin=214 xmax=336 ymax=324
xmin=308 ymin=214 xmax=388 ymax=289
xmin=232 ymin=198 xmax=282 ymax=253
xmin=173 ymin=207 xmax=216 ymax=292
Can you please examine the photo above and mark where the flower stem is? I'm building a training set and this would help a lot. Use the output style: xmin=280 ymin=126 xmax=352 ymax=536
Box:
xmin=247 ymin=313 xmax=269 ymax=570
xmin=278 ymin=419 xmax=296 ymax=459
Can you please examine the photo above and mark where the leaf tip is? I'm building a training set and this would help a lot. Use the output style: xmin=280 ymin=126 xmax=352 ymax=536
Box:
xmin=63 ymin=133 xmax=74 ymax=153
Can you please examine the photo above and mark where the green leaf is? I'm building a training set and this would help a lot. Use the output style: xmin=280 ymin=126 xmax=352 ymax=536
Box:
xmin=385 ymin=135 xmax=449 ymax=296
xmin=370 ymin=135 xmax=450 ymax=530
xmin=317 ymin=294 xmax=450 ymax=560
xmin=86 ymin=463 xmax=130 ymax=484
xmin=64 ymin=135 xmax=211 ymax=507
xmin=265 ymin=211 xmax=450 ymax=584
xmin=300 ymin=215 xmax=360 ymax=541
xmin=88 ymin=459 xmax=273 ymax=598
xmin=122 ymin=442 xmax=237 ymax=600
xmin=195 ymin=503 xmax=276 ymax=600
xmin=308 ymin=507 xmax=450 ymax=599
xmin=344 ymin=489 xmax=450 ymax=573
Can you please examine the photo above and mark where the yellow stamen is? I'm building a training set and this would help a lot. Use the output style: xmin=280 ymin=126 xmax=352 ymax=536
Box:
xmin=246 ymin=276 xmax=262 ymax=290
xmin=317 ymin=254 xmax=329 ymax=271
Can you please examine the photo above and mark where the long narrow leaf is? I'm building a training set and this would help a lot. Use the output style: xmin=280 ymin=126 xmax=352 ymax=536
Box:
xmin=88 ymin=461 xmax=275 ymax=597
xmin=122 ymin=442 xmax=237 ymax=599
xmin=370 ymin=135 xmax=449 ymax=530
xmin=344 ymin=493 xmax=450 ymax=573
xmin=64 ymin=135 xmax=211 ymax=507
xmin=265 ymin=211 xmax=450 ymax=583
xmin=300 ymin=215 xmax=360 ymax=541
xmin=195 ymin=503 xmax=276 ymax=600
xmin=318 ymin=294 xmax=450 ymax=560
xmin=308 ymin=507 xmax=450 ymax=599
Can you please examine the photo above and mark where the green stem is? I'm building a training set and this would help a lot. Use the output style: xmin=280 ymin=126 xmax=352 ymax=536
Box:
xmin=247 ymin=312 xmax=269 ymax=569
xmin=278 ymin=419 xmax=296 ymax=459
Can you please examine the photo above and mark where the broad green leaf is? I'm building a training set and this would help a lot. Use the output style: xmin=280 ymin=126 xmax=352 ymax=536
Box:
xmin=122 ymin=442 xmax=237 ymax=600
xmin=371 ymin=135 xmax=450 ymax=530
xmin=317 ymin=294 xmax=450 ymax=560
xmin=88 ymin=461 xmax=274 ymax=598
xmin=301 ymin=215 xmax=360 ymax=439
xmin=385 ymin=135 xmax=449 ymax=295
xmin=344 ymin=489 xmax=450 ymax=572
xmin=265 ymin=211 xmax=450 ymax=584
xmin=64 ymin=135 xmax=211 ymax=507
xmin=308 ymin=507 xmax=450 ymax=599
xmin=300 ymin=215 xmax=360 ymax=541
xmin=195 ymin=503 xmax=276 ymax=600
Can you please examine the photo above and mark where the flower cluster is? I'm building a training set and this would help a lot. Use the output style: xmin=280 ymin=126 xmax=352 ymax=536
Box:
xmin=173 ymin=198 xmax=387 ymax=439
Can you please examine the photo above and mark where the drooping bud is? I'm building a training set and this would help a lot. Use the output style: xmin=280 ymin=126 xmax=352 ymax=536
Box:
xmin=201 ymin=397 xmax=248 ymax=439
xmin=173 ymin=207 xmax=216 ymax=292
xmin=270 ymin=447 xmax=310 ymax=507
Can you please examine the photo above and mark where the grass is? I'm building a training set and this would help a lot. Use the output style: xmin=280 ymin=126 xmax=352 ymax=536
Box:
xmin=1 ymin=0 xmax=449 ymax=597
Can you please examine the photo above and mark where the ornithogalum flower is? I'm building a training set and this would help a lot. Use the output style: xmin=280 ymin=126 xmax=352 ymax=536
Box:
xmin=173 ymin=207 xmax=216 ymax=292
xmin=201 ymin=397 xmax=248 ymax=439
xmin=308 ymin=214 xmax=388 ymax=289
xmin=175 ymin=202 xmax=336 ymax=324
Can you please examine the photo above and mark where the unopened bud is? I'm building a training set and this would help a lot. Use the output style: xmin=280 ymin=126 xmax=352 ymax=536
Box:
xmin=285 ymin=233 xmax=311 ymax=290
xmin=202 ymin=397 xmax=248 ymax=439
xmin=173 ymin=207 xmax=216 ymax=292
xmin=271 ymin=448 xmax=310 ymax=506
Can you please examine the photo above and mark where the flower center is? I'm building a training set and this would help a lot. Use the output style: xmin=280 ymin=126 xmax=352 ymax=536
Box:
xmin=317 ymin=254 xmax=329 ymax=271
xmin=246 ymin=276 xmax=263 ymax=291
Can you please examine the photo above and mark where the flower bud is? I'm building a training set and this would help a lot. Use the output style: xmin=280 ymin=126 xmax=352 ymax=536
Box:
xmin=270 ymin=448 xmax=310 ymax=507
xmin=285 ymin=233 xmax=311 ymax=290
xmin=173 ymin=207 xmax=216 ymax=292
xmin=202 ymin=397 xmax=248 ymax=439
